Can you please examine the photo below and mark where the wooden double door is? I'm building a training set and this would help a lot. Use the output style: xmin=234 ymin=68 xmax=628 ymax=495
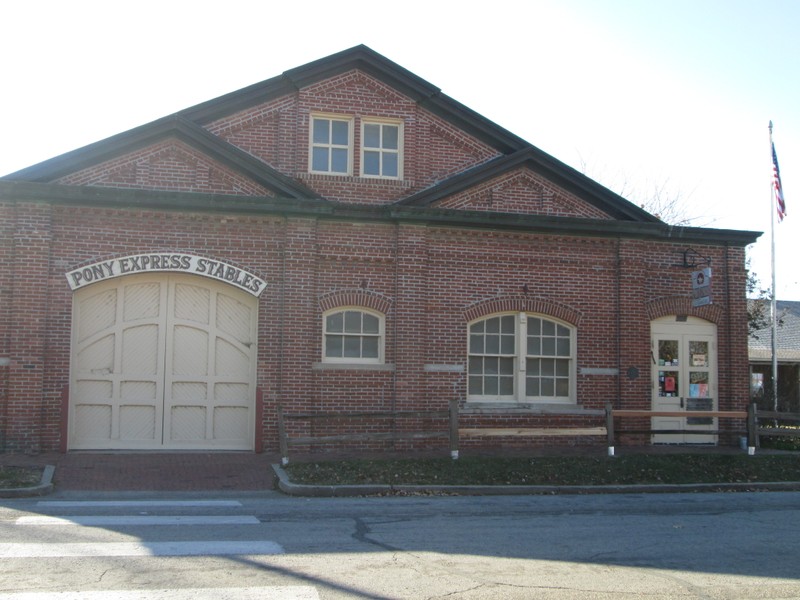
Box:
xmin=69 ymin=274 xmax=258 ymax=450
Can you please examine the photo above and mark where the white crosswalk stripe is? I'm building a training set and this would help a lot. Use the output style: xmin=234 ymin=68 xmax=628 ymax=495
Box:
xmin=36 ymin=500 xmax=243 ymax=508
xmin=0 ymin=540 xmax=284 ymax=558
xmin=0 ymin=587 xmax=319 ymax=599
xmin=16 ymin=515 xmax=260 ymax=526
xmin=1 ymin=499 xmax=306 ymax=598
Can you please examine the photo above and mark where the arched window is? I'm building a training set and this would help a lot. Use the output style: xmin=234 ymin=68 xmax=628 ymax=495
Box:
xmin=468 ymin=313 xmax=576 ymax=403
xmin=323 ymin=308 xmax=385 ymax=363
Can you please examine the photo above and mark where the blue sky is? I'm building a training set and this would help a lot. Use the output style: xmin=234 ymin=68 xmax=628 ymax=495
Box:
xmin=2 ymin=0 xmax=798 ymax=297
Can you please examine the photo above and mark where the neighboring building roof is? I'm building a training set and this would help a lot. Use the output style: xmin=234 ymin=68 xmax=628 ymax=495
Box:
xmin=749 ymin=300 xmax=800 ymax=362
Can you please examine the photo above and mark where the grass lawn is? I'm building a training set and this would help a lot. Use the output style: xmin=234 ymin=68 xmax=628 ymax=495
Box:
xmin=0 ymin=466 xmax=43 ymax=489
xmin=285 ymin=453 xmax=800 ymax=487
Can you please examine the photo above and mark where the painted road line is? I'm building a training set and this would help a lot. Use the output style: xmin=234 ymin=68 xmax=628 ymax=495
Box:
xmin=16 ymin=515 xmax=260 ymax=526
xmin=0 ymin=587 xmax=318 ymax=599
xmin=0 ymin=540 xmax=284 ymax=558
xmin=37 ymin=500 xmax=243 ymax=508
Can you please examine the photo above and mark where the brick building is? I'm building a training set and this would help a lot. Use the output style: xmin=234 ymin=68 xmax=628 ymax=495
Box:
xmin=0 ymin=46 xmax=759 ymax=455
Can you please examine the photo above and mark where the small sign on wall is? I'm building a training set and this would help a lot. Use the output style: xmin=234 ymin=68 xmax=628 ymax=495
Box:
xmin=691 ymin=267 xmax=712 ymax=307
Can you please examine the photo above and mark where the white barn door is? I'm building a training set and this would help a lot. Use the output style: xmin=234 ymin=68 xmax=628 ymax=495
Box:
xmin=70 ymin=274 xmax=257 ymax=450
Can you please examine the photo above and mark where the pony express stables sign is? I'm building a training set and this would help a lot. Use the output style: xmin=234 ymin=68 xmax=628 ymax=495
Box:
xmin=66 ymin=253 xmax=267 ymax=297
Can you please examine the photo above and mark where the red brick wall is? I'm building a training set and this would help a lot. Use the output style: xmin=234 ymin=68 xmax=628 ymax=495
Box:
xmin=4 ymin=202 xmax=53 ymax=452
xmin=0 ymin=200 xmax=13 ymax=449
xmin=57 ymin=140 xmax=273 ymax=196
xmin=0 ymin=68 xmax=753 ymax=454
xmin=438 ymin=169 xmax=613 ymax=219
xmin=0 ymin=199 xmax=753 ymax=453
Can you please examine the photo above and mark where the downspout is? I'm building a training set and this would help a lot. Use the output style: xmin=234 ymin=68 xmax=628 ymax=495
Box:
xmin=277 ymin=217 xmax=287 ymax=426
xmin=717 ymin=242 xmax=736 ymax=445
xmin=0 ymin=362 xmax=8 ymax=452
xmin=391 ymin=221 xmax=400 ymax=448
xmin=724 ymin=242 xmax=733 ymax=416
xmin=39 ymin=204 xmax=54 ymax=453
xmin=616 ymin=237 xmax=623 ymax=409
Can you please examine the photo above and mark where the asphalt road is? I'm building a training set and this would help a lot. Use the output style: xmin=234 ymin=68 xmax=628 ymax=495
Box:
xmin=1 ymin=490 xmax=799 ymax=599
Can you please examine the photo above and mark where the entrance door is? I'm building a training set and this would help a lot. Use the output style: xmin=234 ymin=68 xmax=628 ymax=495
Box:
xmin=70 ymin=274 xmax=258 ymax=450
xmin=651 ymin=316 xmax=717 ymax=444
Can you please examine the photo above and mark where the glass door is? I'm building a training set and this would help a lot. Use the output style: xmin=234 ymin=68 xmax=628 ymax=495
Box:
xmin=651 ymin=317 xmax=717 ymax=444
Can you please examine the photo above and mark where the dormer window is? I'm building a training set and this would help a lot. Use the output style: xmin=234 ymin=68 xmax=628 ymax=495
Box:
xmin=309 ymin=114 xmax=403 ymax=179
xmin=362 ymin=120 xmax=402 ymax=179
xmin=310 ymin=115 xmax=353 ymax=175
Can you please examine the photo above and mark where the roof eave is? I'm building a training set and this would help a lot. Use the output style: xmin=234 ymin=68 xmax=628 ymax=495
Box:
xmin=2 ymin=115 xmax=182 ymax=183
xmin=399 ymin=149 xmax=662 ymax=223
xmin=284 ymin=44 xmax=440 ymax=102
xmin=1 ymin=116 xmax=320 ymax=200
xmin=0 ymin=181 xmax=761 ymax=246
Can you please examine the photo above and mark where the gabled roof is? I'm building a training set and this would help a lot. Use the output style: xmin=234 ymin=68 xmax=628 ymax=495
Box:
xmin=178 ymin=44 xmax=529 ymax=155
xmin=4 ymin=115 xmax=319 ymax=199
xmin=397 ymin=147 xmax=662 ymax=222
xmin=0 ymin=45 xmax=757 ymax=236
xmin=1 ymin=45 xmax=531 ymax=188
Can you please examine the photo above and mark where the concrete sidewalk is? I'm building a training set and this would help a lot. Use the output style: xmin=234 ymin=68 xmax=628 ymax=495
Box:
xmin=0 ymin=452 xmax=280 ymax=493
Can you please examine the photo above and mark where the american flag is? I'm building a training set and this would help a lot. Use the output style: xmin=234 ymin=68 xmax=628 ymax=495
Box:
xmin=772 ymin=141 xmax=787 ymax=221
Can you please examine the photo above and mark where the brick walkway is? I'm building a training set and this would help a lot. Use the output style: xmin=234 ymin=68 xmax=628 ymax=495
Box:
xmin=0 ymin=452 xmax=280 ymax=492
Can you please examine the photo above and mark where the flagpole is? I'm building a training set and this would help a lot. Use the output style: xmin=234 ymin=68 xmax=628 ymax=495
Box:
xmin=769 ymin=120 xmax=778 ymax=412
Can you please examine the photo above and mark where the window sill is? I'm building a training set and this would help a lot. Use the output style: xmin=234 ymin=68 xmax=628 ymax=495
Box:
xmin=312 ymin=362 xmax=396 ymax=371
xmin=461 ymin=403 xmax=603 ymax=416
xmin=299 ymin=172 xmax=413 ymax=188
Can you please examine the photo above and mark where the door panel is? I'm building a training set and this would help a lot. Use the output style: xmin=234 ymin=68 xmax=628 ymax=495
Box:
xmin=70 ymin=274 xmax=256 ymax=450
xmin=162 ymin=279 xmax=256 ymax=449
xmin=653 ymin=335 xmax=684 ymax=443
xmin=71 ymin=279 xmax=167 ymax=449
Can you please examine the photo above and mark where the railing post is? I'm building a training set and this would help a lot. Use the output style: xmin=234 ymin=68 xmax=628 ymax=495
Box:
xmin=605 ymin=403 xmax=615 ymax=457
xmin=747 ymin=402 xmax=757 ymax=456
xmin=449 ymin=396 xmax=459 ymax=460
xmin=277 ymin=405 xmax=289 ymax=465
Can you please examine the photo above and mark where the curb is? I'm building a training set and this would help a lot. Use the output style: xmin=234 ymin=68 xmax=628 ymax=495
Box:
xmin=0 ymin=465 xmax=55 ymax=498
xmin=271 ymin=464 xmax=800 ymax=497
xmin=272 ymin=464 xmax=392 ymax=497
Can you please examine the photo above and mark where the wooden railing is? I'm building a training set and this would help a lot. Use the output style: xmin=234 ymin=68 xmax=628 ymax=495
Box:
xmin=604 ymin=404 xmax=748 ymax=456
xmin=751 ymin=405 xmax=800 ymax=451
xmin=276 ymin=401 xmax=800 ymax=463
xmin=277 ymin=399 xmax=607 ymax=464
xmin=605 ymin=403 xmax=800 ymax=455
xmin=277 ymin=404 xmax=455 ymax=465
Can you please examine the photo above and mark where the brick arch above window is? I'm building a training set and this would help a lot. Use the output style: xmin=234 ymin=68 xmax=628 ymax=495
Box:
xmin=645 ymin=296 xmax=723 ymax=324
xmin=463 ymin=295 xmax=582 ymax=327
xmin=318 ymin=289 xmax=393 ymax=315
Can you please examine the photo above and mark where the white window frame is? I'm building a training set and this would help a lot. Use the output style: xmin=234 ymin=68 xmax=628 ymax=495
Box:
xmin=361 ymin=119 xmax=403 ymax=179
xmin=467 ymin=312 xmax=576 ymax=404
xmin=322 ymin=307 xmax=385 ymax=364
xmin=309 ymin=114 xmax=353 ymax=175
